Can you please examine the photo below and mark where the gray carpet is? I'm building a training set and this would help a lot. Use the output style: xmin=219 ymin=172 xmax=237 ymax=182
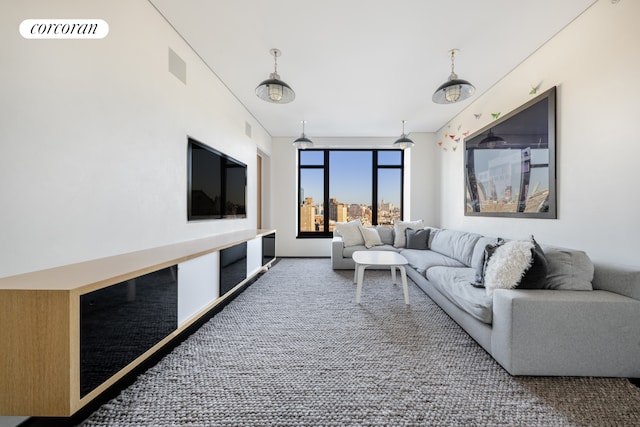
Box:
xmin=79 ymin=258 xmax=640 ymax=426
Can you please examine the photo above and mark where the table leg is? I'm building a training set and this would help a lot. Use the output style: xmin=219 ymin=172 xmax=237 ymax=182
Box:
xmin=353 ymin=262 xmax=358 ymax=284
xmin=399 ymin=266 xmax=409 ymax=305
xmin=355 ymin=264 xmax=367 ymax=304
xmin=390 ymin=266 xmax=396 ymax=284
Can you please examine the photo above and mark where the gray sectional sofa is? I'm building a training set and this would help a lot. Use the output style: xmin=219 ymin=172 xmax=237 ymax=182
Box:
xmin=332 ymin=224 xmax=640 ymax=377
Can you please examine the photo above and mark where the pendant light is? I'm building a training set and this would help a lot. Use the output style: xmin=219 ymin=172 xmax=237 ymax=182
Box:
xmin=393 ymin=120 xmax=414 ymax=149
xmin=478 ymin=129 xmax=506 ymax=148
xmin=293 ymin=120 xmax=313 ymax=149
xmin=432 ymin=49 xmax=475 ymax=104
xmin=256 ymin=48 xmax=295 ymax=104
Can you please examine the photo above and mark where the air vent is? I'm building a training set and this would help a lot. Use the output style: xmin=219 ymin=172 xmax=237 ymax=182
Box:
xmin=245 ymin=122 xmax=252 ymax=138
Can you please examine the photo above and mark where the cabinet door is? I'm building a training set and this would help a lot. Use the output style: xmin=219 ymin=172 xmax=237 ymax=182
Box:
xmin=262 ymin=232 xmax=276 ymax=266
xmin=177 ymin=252 xmax=219 ymax=326
xmin=220 ymin=242 xmax=247 ymax=296
xmin=80 ymin=266 xmax=177 ymax=397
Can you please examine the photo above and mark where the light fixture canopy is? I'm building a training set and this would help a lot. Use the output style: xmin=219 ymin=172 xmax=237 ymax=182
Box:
xmin=256 ymin=48 xmax=295 ymax=104
xmin=293 ymin=120 xmax=313 ymax=149
xmin=432 ymin=49 xmax=475 ymax=104
xmin=393 ymin=120 xmax=414 ymax=149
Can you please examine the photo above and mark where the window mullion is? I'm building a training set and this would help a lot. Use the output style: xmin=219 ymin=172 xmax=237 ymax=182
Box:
xmin=323 ymin=150 xmax=330 ymax=234
xmin=372 ymin=150 xmax=378 ymax=225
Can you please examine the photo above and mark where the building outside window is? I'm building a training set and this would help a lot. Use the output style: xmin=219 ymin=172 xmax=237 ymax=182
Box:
xmin=298 ymin=149 xmax=404 ymax=237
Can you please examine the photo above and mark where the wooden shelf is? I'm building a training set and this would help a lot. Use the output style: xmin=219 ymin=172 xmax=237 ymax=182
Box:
xmin=0 ymin=229 xmax=274 ymax=293
xmin=0 ymin=229 xmax=275 ymax=416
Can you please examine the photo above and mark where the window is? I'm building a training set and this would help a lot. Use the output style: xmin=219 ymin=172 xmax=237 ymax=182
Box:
xmin=298 ymin=149 xmax=404 ymax=237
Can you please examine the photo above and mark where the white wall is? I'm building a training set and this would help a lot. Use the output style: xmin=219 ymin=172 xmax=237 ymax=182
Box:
xmin=437 ymin=0 xmax=640 ymax=267
xmin=270 ymin=134 xmax=439 ymax=257
xmin=0 ymin=1 xmax=271 ymax=278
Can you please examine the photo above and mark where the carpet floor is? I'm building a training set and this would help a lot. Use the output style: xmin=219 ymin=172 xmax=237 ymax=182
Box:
xmin=78 ymin=258 xmax=640 ymax=426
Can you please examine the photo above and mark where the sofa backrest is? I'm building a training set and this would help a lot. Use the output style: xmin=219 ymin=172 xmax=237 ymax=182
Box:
xmin=470 ymin=236 xmax=501 ymax=277
xmin=592 ymin=263 xmax=640 ymax=301
xmin=430 ymin=229 xmax=482 ymax=267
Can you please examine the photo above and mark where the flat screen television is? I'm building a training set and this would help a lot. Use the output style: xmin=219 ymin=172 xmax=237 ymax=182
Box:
xmin=464 ymin=86 xmax=556 ymax=218
xmin=187 ymin=138 xmax=247 ymax=220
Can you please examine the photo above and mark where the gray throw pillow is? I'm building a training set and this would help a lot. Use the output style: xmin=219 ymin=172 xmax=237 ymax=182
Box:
xmin=471 ymin=238 xmax=505 ymax=288
xmin=376 ymin=226 xmax=394 ymax=245
xmin=393 ymin=220 xmax=424 ymax=248
xmin=541 ymin=246 xmax=594 ymax=290
xmin=405 ymin=228 xmax=430 ymax=250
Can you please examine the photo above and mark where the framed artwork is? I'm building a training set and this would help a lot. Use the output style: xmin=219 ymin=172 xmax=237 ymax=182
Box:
xmin=464 ymin=87 xmax=556 ymax=218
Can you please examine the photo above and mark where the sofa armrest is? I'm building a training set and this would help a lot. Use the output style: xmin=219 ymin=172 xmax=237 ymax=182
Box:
xmin=491 ymin=289 xmax=640 ymax=377
xmin=332 ymin=236 xmax=344 ymax=255
xmin=331 ymin=236 xmax=354 ymax=269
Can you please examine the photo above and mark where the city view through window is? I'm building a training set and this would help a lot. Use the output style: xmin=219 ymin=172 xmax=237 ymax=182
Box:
xmin=299 ymin=150 xmax=403 ymax=234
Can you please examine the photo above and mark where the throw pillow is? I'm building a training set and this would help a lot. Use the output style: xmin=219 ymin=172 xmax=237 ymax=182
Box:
xmin=334 ymin=219 xmax=364 ymax=247
xmin=393 ymin=220 xmax=425 ymax=248
xmin=471 ymin=238 xmax=505 ymax=288
xmin=405 ymin=228 xmax=430 ymax=250
xmin=360 ymin=226 xmax=383 ymax=249
xmin=376 ymin=226 xmax=394 ymax=245
xmin=518 ymin=236 xmax=549 ymax=289
xmin=484 ymin=240 xmax=535 ymax=296
xmin=541 ymin=246 xmax=594 ymax=291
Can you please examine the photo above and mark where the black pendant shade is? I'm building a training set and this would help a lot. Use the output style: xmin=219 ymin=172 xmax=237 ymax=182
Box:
xmin=432 ymin=49 xmax=475 ymax=104
xmin=393 ymin=120 xmax=414 ymax=149
xmin=256 ymin=48 xmax=295 ymax=104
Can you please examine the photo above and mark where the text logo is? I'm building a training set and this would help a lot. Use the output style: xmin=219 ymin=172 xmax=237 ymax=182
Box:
xmin=20 ymin=19 xmax=109 ymax=39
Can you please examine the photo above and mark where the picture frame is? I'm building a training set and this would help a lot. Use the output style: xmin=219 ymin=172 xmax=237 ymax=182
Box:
xmin=464 ymin=87 xmax=557 ymax=219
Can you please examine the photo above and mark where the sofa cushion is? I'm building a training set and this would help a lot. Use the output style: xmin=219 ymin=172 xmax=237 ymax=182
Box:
xmin=400 ymin=249 xmax=465 ymax=275
xmin=342 ymin=244 xmax=398 ymax=258
xmin=430 ymin=229 xmax=483 ymax=267
xmin=541 ymin=245 xmax=594 ymax=290
xmin=376 ymin=226 xmax=394 ymax=245
xmin=334 ymin=219 xmax=364 ymax=247
xmin=360 ymin=226 xmax=383 ymax=249
xmin=484 ymin=240 xmax=535 ymax=296
xmin=405 ymin=228 xmax=430 ymax=250
xmin=393 ymin=220 xmax=424 ymax=248
xmin=424 ymin=227 xmax=440 ymax=248
xmin=426 ymin=266 xmax=494 ymax=324
xmin=471 ymin=236 xmax=501 ymax=280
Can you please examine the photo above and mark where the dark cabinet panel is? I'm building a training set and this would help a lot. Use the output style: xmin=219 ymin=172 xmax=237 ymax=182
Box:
xmin=80 ymin=266 xmax=177 ymax=397
xmin=262 ymin=232 xmax=276 ymax=266
xmin=220 ymin=242 xmax=247 ymax=296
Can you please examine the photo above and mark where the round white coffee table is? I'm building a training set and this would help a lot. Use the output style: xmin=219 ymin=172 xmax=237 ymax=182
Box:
xmin=352 ymin=251 xmax=410 ymax=304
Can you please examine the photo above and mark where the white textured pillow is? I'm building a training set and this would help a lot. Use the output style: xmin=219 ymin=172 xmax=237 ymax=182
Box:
xmin=484 ymin=240 xmax=534 ymax=296
xmin=334 ymin=219 xmax=364 ymax=247
xmin=360 ymin=226 xmax=383 ymax=249
xmin=393 ymin=220 xmax=424 ymax=248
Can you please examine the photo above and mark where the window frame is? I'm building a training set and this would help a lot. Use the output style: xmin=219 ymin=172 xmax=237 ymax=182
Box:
xmin=297 ymin=148 xmax=404 ymax=238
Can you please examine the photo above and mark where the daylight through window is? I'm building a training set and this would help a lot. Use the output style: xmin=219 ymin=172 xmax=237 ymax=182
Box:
xmin=298 ymin=149 xmax=404 ymax=237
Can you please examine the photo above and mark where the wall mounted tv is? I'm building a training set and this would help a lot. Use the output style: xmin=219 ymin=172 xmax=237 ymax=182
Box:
xmin=187 ymin=138 xmax=247 ymax=220
xmin=464 ymin=86 xmax=556 ymax=219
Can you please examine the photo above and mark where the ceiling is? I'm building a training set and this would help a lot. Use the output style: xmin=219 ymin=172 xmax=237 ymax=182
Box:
xmin=149 ymin=0 xmax=596 ymax=138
